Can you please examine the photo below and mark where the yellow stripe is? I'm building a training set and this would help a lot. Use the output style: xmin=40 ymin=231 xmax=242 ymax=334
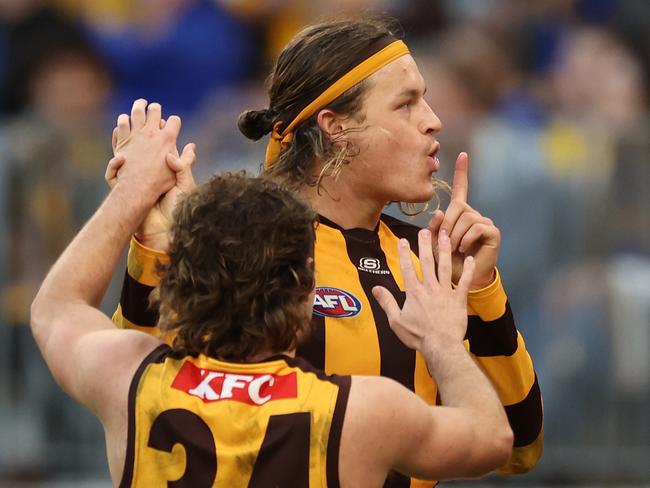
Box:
xmin=378 ymin=221 xmax=423 ymax=287
xmin=473 ymin=333 xmax=535 ymax=405
xmin=316 ymin=225 xmax=381 ymax=376
xmin=376 ymin=223 xmax=436 ymax=407
xmin=265 ymin=40 xmax=410 ymax=166
xmin=410 ymin=478 xmax=437 ymax=488
xmin=112 ymin=304 xmax=171 ymax=343
xmin=497 ymin=430 xmax=544 ymax=474
xmin=127 ymin=236 xmax=169 ymax=287
xmin=466 ymin=268 xmax=506 ymax=320
xmin=111 ymin=303 xmax=126 ymax=329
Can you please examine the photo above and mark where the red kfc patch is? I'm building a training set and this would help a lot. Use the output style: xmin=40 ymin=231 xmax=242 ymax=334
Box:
xmin=172 ymin=361 xmax=298 ymax=405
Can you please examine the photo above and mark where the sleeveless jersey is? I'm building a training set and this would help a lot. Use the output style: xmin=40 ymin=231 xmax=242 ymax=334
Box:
xmin=114 ymin=214 xmax=544 ymax=487
xmin=119 ymin=346 xmax=350 ymax=488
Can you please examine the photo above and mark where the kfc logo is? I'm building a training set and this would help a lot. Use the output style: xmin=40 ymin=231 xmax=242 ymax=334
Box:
xmin=172 ymin=361 xmax=297 ymax=405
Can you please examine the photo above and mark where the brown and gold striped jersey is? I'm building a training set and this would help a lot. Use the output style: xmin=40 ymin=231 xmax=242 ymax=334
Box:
xmin=119 ymin=345 xmax=350 ymax=488
xmin=114 ymin=214 xmax=543 ymax=487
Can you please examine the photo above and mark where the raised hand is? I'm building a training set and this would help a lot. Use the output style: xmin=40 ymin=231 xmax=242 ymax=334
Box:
xmin=428 ymin=152 xmax=499 ymax=289
xmin=106 ymin=99 xmax=198 ymax=251
xmin=372 ymin=229 xmax=475 ymax=355
xmin=106 ymin=99 xmax=182 ymax=205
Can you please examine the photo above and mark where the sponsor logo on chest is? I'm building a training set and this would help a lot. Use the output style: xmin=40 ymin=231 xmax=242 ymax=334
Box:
xmin=358 ymin=257 xmax=390 ymax=275
xmin=171 ymin=361 xmax=297 ymax=405
xmin=313 ymin=287 xmax=362 ymax=318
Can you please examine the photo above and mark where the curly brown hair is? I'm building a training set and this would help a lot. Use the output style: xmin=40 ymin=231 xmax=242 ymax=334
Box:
xmin=153 ymin=172 xmax=317 ymax=361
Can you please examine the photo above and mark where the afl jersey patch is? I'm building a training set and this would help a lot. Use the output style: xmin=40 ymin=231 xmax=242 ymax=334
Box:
xmin=313 ymin=287 xmax=362 ymax=318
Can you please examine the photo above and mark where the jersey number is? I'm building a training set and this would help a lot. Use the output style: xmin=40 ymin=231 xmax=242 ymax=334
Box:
xmin=148 ymin=409 xmax=311 ymax=487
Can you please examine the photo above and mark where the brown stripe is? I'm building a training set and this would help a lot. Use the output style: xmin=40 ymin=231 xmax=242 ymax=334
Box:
xmin=340 ymin=226 xmax=412 ymax=488
xmin=326 ymin=375 xmax=351 ymax=488
xmin=319 ymin=216 xmax=414 ymax=488
xmin=148 ymin=409 xmax=217 ymax=486
xmin=383 ymin=471 xmax=411 ymax=488
xmin=248 ymin=413 xmax=311 ymax=488
xmin=465 ymin=302 xmax=518 ymax=357
xmin=120 ymin=271 xmax=158 ymax=327
xmin=284 ymin=360 xmax=411 ymax=487
xmin=339 ymin=227 xmax=416 ymax=391
xmin=118 ymin=344 xmax=170 ymax=488
xmin=380 ymin=214 xmax=422 ymax=256
xmin=506 ymin=375 xmax=543 ymax=447
xmin=259 ymin=355 xmax=351 ymax=488
xmin=296 ymin=314 xmax=326 ymax=369
xmin=283 ymin=355 xmax=350 ymax=387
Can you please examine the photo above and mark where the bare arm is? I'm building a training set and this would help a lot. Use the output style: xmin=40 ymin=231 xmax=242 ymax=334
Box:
xmin=30 ymin=100 xmax=180 ymax=415
xmin=346 ymin=228 xmax=513 ymax=482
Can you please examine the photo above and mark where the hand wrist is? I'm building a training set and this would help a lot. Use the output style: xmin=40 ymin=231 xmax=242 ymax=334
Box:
xmin=112 ymin=181 xmax=160 ymax=211
xmin=469 ymin=267 xmax=496 ymax=291
xmin=422 ymin=341 xmax=468 ymax=374
xmin=106 ymin=186 xmax=157 ymax=232
xmin=134 ymin=230 xmax=170 ymax=252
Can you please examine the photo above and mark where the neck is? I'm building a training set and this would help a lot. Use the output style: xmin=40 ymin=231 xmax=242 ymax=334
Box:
xmin=246 ymin=349 xmax=295 ymax=362
xmin=298 ymin=176 xmax=385 ymax=231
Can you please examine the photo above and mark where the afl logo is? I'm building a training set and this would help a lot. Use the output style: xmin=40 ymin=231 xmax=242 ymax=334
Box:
xmin=313 ymin=287 xmax=362 ymax=318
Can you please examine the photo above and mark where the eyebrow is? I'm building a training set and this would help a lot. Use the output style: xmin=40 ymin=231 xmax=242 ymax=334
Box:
xmin=394 ymin=86 xmax=427 ymax=99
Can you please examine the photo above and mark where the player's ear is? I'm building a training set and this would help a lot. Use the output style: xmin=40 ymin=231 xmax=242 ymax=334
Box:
xmin=316 ymin=109 xmax=344 ymax=137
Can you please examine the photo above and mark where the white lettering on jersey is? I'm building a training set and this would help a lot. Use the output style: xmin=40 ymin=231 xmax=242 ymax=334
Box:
xmin=358 ymin=257 xmax=390 ymax=275
xmin=220 ymin=374 xmax=254 ymax=399
xmin=188 ymin=371 xmax=224 ymax=400
xmin=313 ymin=294 xmax=359 ymax=312
xmin=249 ymin=375 xmax=275 ymax=405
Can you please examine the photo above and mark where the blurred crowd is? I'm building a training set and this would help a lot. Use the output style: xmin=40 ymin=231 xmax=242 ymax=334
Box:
xmin=1 ymin=0 xmax=649 ymax=484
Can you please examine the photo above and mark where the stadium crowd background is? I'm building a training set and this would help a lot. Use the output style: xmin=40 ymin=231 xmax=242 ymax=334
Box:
xmin=0 ymin=0 xmax=649 ymax=485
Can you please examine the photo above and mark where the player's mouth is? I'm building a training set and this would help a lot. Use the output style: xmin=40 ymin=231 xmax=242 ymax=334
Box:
xmin=427 ymin=143 xmax=440 ymax=172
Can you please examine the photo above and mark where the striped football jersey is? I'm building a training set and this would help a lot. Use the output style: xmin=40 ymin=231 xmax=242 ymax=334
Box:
xmin=119 ymin=345 xmax=350 ymax=487
xmin=114 ymin=214 xmax=543 ymax=487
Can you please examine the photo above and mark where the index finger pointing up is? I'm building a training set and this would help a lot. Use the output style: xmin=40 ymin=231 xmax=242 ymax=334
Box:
xmin=451 ymin=152 xmax=469 ymax=203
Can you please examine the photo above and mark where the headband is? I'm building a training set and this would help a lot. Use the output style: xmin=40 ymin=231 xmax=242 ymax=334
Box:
xmin=264 ymin=39 xmax=410 ymax=167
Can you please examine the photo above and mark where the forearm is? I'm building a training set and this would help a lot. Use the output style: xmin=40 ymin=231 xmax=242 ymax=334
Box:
xmin=32 ymin=185 xmax=154 ymax=337
xmin=134 ymin=228 xmax=170 ymax=252
xmin=426 ymin=345 xmax=503 ymax=416
xmin=424 ymin=344 xmax=512 ymax=449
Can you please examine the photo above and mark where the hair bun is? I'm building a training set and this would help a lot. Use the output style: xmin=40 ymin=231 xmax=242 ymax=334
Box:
xmin=237 ymin=108 xmax=278 ymax=141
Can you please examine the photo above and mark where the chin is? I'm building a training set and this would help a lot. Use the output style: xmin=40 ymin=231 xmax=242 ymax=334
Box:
xmin=403 ymin=184 xmax=436 ymax=203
